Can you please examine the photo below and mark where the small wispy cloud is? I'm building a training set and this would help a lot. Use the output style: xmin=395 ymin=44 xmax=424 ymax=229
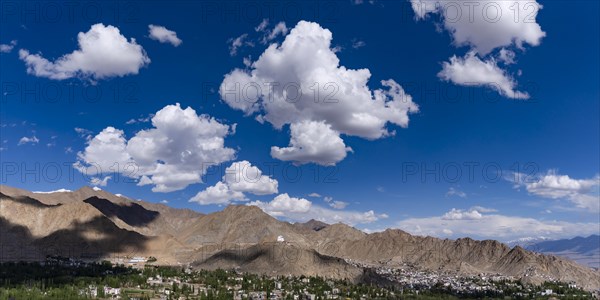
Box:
xmin=91 ymin=176 xmax=111 ymax=187
xmin=126 ymin=114 xmax=154 ymax=125
xmin=446 ymin=187 xmax=467 ymax=198
xmin=18 ymin=135 xmax=39 ymax=146
xmin=324 ymin=196 xmax=349 ymax=210
xmin=0 ymin=40 xmax=17 ymax=53
xmin=351 ymin=38 xmax=366 ymax=49
xmin=75 ymin=127 xmax=93 ymax=140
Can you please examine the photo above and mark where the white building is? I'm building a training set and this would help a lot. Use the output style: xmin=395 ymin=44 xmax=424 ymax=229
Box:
xmin=541 ymin=289 xmax=553 ymax=296
xmin=104 ymin=286 xmax=121 ymax=296
xmin=128 ymin=256 xmax=147 ymax=263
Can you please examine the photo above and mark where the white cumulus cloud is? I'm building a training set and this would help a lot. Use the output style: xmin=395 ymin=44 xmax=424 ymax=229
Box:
xmin=221 ymin=21 xmax=418 ymax=165
xmin=252 ymin=193 xmax=312 ymax=215
xmin=410 ymin=0 xmax=546 ymax=55
xmin=190 ymin=160 xmax=279 ymax=205
xmin=271 ymin=120 xmax=352 ymax=166
xmin=19 ymin=23 xmax=150 ymax=80
xmin=189 ymin=181 xmax=246 ymax=205
xmin=223 ymin=161 xmax=278 ymax=195
xmin=148 ymin=24 xmax=182 ymax=47
xmin=442 ymin=208 xmax=483 ymax=220
xmin=438 ymin=52 xmax=529 ymax=99
xmin=74 ymin=103 xmax=236 ymax=192
xmin=74 ymin=127 xmax=134 ymax=177
xmin=510 ymin=170 xmax=600 ymax=212
xmin=410 ymin=0 xmax=545 ymax=99
xmin=0 ymin=40 xmax=17 ymax=53
xmin=18 ymin=135 xmax=40 ymax=145
xmin=250 ymin=193 xmax=386 ymax=225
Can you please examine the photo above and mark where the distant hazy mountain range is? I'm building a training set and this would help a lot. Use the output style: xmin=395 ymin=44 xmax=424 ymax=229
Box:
xmin=1 ymin=185 xmax=599 ymax=291
xmin=511 ymin=235 xmax=600 ymax=270
xmin=506 ymin=237 xmax=552 ymax=248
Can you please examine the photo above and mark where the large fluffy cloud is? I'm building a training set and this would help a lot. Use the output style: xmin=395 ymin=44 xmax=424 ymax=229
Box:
xmin=250 ymin=193 xmax=387 ymax=225
xmin=410 ymin=0 xmax=545 ymax=55
xmin=510 ymin=170 xmax=600 ymax=212
xmin=253 ymin=193 xmax=312 ymax=215
xmin=189 ymin=161 xmax=383 ymax=225
xmin=190 ymin=161 xmax=279 ymax=205
xmin=438 ymin=52 xmax=529 ymax=99
xmin=526 ymin=172 xmax=598 ymax=198
xmin=442 ymin=208 xmax=482 ymax=220
xmin=270 ymin=120 xmax=352 ymax=166
xmin=223 ymin=161 xmax=278 ymax=195
xmin=19 ymin=23 xmax=149 ymax=80
xmin=220 ymin=20 xmax=418 ymax=165
xmin=397 ymin=207 xmax=599 ymax=241
xmin=75 ymin=103 xmax=235 ymax=192
xmin=189 ymin=181 xmax=246 ymax=205
xmin=74 ymin=127 xmax=133 ymax=176
xmin=410 ymin=0 xmax=545 ymax=99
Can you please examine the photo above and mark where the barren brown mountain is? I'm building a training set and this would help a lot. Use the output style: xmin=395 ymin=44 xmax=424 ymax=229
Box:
xmin=1 ymin=185 xmax=598 ymax=290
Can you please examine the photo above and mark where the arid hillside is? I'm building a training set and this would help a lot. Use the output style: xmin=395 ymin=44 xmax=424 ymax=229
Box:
xmin=1 ymin=185 xmax=598 ymax=290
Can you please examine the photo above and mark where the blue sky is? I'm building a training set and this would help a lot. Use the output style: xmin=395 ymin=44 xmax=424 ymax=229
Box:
xmin=1 ymin=0 xmax=598 ymax=241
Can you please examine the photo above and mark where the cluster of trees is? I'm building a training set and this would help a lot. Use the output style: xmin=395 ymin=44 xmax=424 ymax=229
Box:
xmin=0 ymin=262 xmax=593 ymax=300
xmin=0 ymin=261 xmax=135 ymax=287
xmin=0 ymin=261 xmax=144 ymax=300
xmin=538 ymin=281 xmax=591 ymax=298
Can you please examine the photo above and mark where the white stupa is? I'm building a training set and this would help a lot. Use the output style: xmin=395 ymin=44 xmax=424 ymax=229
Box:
xmin=277 ymin=235 xmax=285 ymax=242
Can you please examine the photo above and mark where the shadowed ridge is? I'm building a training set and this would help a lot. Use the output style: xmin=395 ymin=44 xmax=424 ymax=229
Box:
xmin=0 ymin=185 xmax=105 ymax=206
xmin=0 ymin=185 xmax=34 ymax=198
xmin=37 ymin=215 xmax=150 ymax=259
xmin=194 ymin=242 xmax=363 ymax=280
xmin=0 ymin=191 xmax=62 ymax=208
xmin=0 ymin=214 xmax=150 ymax=261
xmin=0 ymin=184 xmax=203 ymax=237
xmin=71 ymin=186 xmax=129 ymax=205
xmin=83 ymin=196 xmax=159 ymax=227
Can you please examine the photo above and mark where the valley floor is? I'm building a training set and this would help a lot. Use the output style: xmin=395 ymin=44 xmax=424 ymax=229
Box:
xmin=0 ymin=259 xmax=595 ymax=300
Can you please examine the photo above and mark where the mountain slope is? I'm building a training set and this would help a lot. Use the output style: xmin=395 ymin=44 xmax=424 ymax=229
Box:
xmin=1 ymin=185 xmax=598 ymax=290
xmin=0 ymin=193 xmax=150 ymax=260
xmin=194 ymin=242 xmax=363 ymax=280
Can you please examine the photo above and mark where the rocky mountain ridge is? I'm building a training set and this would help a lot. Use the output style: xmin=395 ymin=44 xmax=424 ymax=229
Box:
xmin=1 ymin=185 xmax=598 ymax=291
